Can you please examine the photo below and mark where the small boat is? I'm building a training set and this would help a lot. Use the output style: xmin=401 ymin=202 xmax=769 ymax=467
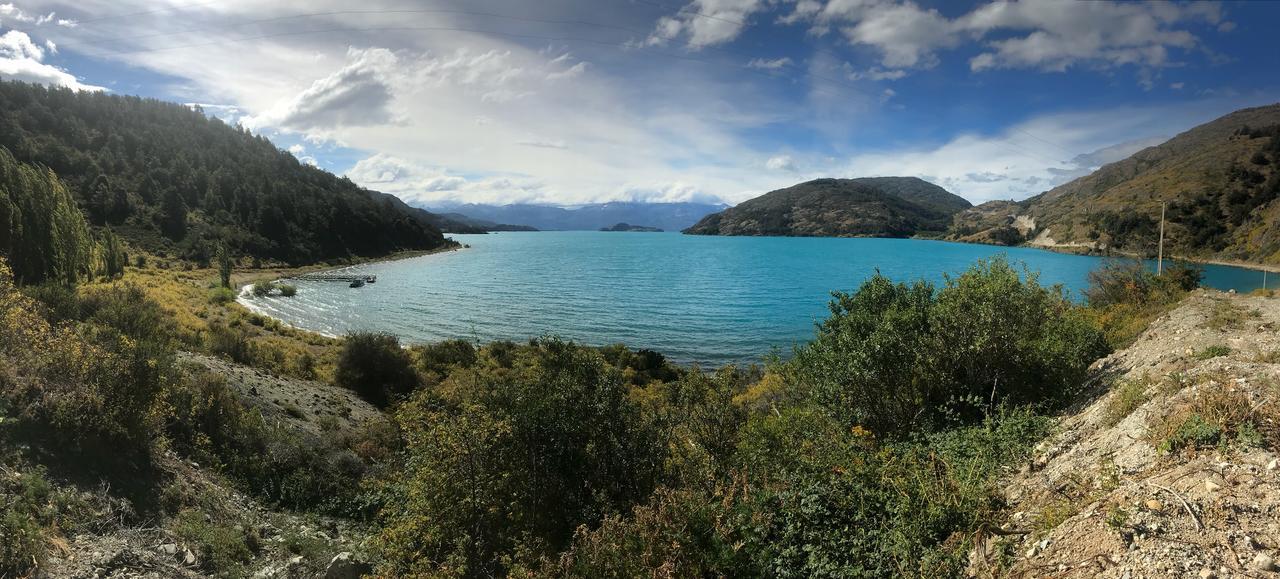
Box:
xmin=349 ymin=279 xmax=365 ymax=288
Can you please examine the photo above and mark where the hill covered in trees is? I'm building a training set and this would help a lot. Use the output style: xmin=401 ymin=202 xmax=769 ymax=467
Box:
xmin=0 ymin=81 xmax=451 ymax=264
xmin=947 ymin=103 xmax=1280 ymax=264
xmin=684 ymin=177 xmax=972 ymax=237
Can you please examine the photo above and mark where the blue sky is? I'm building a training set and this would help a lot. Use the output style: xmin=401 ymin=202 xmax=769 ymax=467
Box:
xmin=1 ymin=0 xmax=1278 ymax=206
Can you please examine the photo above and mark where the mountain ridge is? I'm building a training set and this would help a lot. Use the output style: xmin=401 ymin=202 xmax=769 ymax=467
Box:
xmin=945 ymin=102 xmax=1280 ymax=265
xmin=424 ymin=201 xmax=726 ymax=232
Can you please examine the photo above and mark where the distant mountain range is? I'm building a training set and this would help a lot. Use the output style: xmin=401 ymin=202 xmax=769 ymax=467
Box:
xmin=423 ymin=211 xmax=539 ymax=233
xmin=424 ymin=201 xmax=727 ymax=232
xmin=685 ymin=177 xmax=972 ymax=237
xmin=947 ymin=103 xmax=1280 ymax=264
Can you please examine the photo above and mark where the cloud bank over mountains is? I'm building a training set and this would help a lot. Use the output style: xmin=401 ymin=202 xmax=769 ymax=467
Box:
xmin=0 ymin=0 xmax=1271 ymax=205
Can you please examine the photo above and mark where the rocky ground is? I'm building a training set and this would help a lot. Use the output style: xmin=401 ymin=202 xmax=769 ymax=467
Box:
xmin=974 ymin=290 xmax=1280 ymax=578
xmin=29 ymin=353 xmax=386 ymax=579
xmin=177 ymin=352 xmax=382 ymax=442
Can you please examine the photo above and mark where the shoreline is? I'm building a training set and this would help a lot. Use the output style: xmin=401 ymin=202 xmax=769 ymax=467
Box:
xmin=231 ymin=243 xmax=466 ymax=288
xmin=1021 ymin=242 xmax=1280 ymax=274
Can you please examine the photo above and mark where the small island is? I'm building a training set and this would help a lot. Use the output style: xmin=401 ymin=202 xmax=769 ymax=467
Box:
xmin=600 ymin=222 xmax=664 ymax=232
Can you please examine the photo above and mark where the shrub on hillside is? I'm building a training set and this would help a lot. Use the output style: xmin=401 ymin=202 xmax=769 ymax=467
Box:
xmin=412 ymin=338 xmax=478 ymax=378
xmin=549 ymin=408 xmax=1049 ymax=578
xmin=1084 ymin=259 xmax=1202 ymax=348
xmin=206 ymin=322 xmax=253 ymax=364
xmin=372 ymin=338 xmax=666 ymax=577
xmin=78 ymin=284 xmax=174 ymax=346
xmin=1084 ymin=260 xmax=1200 ymax=308
xmin=787 ymin=256 xmax=1106 ymax=436
xmin=0 ymin=260 xmax=168 ymax=461
xmin=164 ymin=366 xmax=374 ymax=515
xmin=335 ymin=332 xmax=420 ymax=407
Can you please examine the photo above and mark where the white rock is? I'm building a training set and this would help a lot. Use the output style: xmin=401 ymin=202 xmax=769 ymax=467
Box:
xmin=1252 ymin=553 xmax=1277 ymax=572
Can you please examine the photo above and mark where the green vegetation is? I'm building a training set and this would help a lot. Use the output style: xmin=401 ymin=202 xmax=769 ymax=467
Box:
xmin=1103 ymin=378 xmax=1150 ymax=427
xmin=685 ymin=177 xmax=972 ymax=237
xmin=7 ymin=244 xmax=1181 ymax=578
xmin=357 ymin=257 xmax=1098 ymax=577
xmin=1017 ymin=106 xmax=1280 ymax=263
xmin=1083 ymin=260 xmax=1202 ymax=348
xmin=0 ymin=147 xmax=95 ymax=285
xmin=1196 ymin=345 xmax=1232 ymax=359
xmin=0 ymin=81 xmax=451 ymax=264
xmin=1152 ymin=385 xmax=1275 ymax=454
xmin=787 ymin=256 xmax=1106 ymax=436
xmin=335 ymin=332 xmax=420 ymax=407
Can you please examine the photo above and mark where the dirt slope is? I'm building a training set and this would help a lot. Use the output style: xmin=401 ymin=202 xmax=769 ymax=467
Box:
xmin=976 ymin=290 xmax=1280 ymax=577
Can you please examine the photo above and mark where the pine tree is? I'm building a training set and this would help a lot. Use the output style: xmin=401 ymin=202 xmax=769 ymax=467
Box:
xmin=160 ymin=188 xmax=188 ymax=240
xmin=216 ymin=242 xmax=233 ymax=289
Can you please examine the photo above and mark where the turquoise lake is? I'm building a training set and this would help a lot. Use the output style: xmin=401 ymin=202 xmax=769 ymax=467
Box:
xmin=240 ymin=232 xmax=1271 ymax=366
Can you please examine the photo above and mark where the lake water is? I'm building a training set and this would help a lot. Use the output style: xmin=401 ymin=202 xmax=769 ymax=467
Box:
xmin=239 ymin=232 xmax=1270 ymax=366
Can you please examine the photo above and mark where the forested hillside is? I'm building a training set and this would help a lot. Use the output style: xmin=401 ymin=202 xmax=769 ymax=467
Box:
xmin=0 ymin=81 xmax=449 ymax=264
xmin=684 ymin=177 xmax=971 ymax=237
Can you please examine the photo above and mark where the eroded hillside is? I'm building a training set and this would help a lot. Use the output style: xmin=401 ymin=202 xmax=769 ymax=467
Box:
xmin=977 ymin=290 xmax=1280 ymax=578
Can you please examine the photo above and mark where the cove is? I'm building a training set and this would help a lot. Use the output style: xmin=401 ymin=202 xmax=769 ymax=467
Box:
xmin=240 ymin=232 xmax=1269 ymax=366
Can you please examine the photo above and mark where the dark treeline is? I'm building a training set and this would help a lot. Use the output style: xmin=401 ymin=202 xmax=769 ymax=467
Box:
xmin=0 ymin=81 xmax=448 ymax=263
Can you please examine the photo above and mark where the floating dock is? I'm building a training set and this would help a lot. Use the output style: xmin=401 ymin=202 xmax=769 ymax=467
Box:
xmin=293 ymin=273 xmax=377 ymax=284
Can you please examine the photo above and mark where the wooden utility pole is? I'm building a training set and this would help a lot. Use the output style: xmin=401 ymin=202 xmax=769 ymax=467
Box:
xmin=1157 ymin=201 xmax=1166 ymax=275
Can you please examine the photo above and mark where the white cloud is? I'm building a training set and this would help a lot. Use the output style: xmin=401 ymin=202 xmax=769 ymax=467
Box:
xmin=550 ymin=61 xmax=588 ymax=80
xmin=836 ymin=103 xmax=1236 ymax=203
xmin=0 ymin=4 xmax=74 ymax=27
xmin=245 ymin=47 xmax=401 ymax=134
xmin=766 ymin=154 xmax=798 ymax=171
xmin=747 ymin=57 xmax=793 ymax=70
xmin=770 ymin=0 xmax=1223 ymax=76
xmin=0 ymin=29 xmax=102 ymax=91
xmin=646 ymin=0 xmax=766 ymax=49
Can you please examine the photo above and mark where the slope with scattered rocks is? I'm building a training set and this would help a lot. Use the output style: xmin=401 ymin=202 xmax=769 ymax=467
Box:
xmin=975 ymin=290 xmax=1280 ymax=578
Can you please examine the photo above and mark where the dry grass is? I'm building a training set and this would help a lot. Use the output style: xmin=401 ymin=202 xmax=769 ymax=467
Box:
xmin=1206 ymin=299 xmax=1258 ymax=332
xmin=101 ymin=258 xmax=344 ymax=383
xmin=1148 ymin=383 xmax=1277 ymax=454
xmin=1103 ymin=378 xmax=1150 ymax=427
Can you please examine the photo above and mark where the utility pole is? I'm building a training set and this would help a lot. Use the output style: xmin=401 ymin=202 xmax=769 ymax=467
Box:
xmin=1157 ymin=201 xmax=1166 ymax=275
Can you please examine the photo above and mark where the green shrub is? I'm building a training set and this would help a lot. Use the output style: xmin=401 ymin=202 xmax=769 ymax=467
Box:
xmin=787 ymin=256 xmax=1105 ymax=436
xmin=251 ymin=281 xmax=274 ymax=297
xmin=554 ymin=408 xmax=1049 ymax=578
xmin=1084 ymin=260 xmax=1200 ymax=348
xmin=1152 ymin=388 xmax=1269 ymax=453
xmin=413 ymin=338 xmax=478 ymax=377
xmin=206 ymin=322 xmax=253 ymax=364
xmin=164 ymin=367 xmax=370 ymax=515
xmin=208 ymin=286 xmax=237 ymax=305
xmin=78 ymin=284 xmax=174 ymax=346
xmin=278 ymin=284 xmax=297 ymax=297
xmin=373 ymin=338 xmax=665 ymax=577
xmin=173 ymin=510 xmax=254 ymax=576
xmin=335 ymin=332 xmax=419 ymax=407
xmin=1196 ymin=345 xmax=1232 ymax=360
